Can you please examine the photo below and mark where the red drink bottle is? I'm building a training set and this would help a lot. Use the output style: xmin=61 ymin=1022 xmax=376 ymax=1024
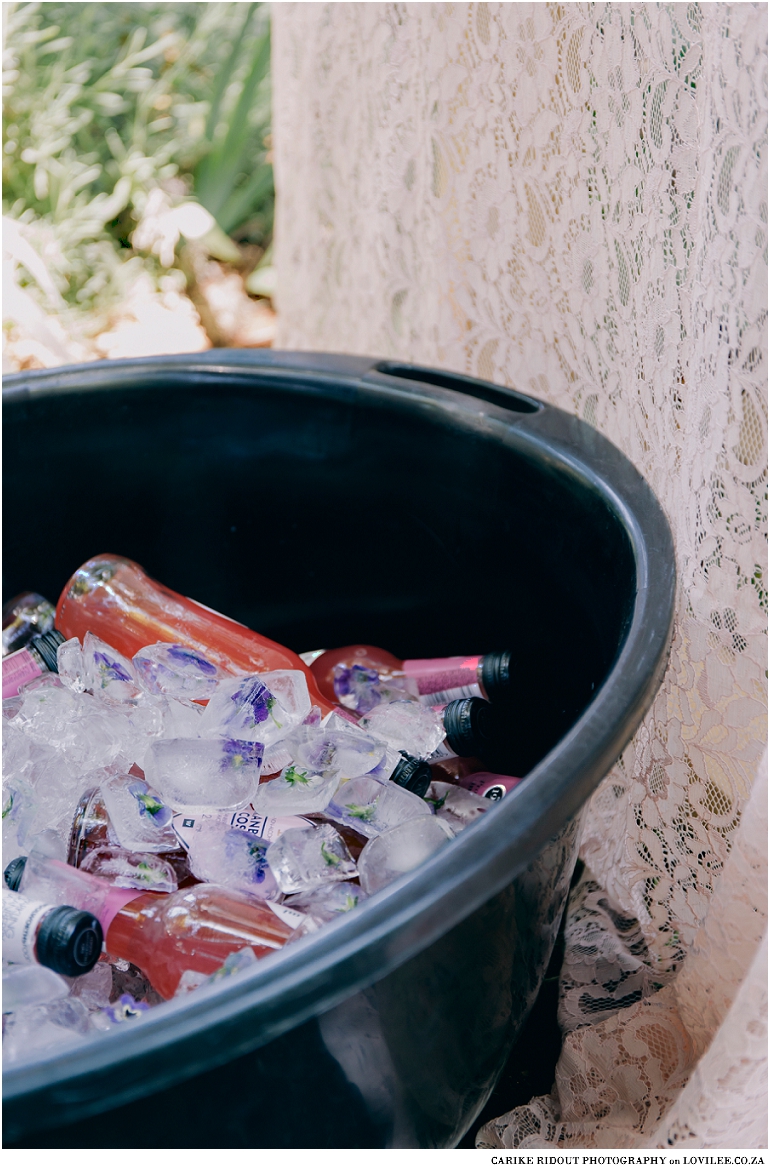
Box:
xmin=9 ymin=854 xmax=294 ymax=1000
xmin=55 ymin=555 xmax=331 ymax=714
xmin=309 ymin=644 xmax=512 ymax=709
xmin=104 ymin=885 xmax=293 ymax=999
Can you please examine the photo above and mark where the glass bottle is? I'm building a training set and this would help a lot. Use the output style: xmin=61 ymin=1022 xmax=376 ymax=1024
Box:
xmin=308 ymin=644 xmax=512 ymax=710
xmin=68 ymin=785 xmax=193 ymax=885
xmin=8 ymin=854 xmax=295 ymax=1000
xmin=430 ymin=756 xmax=521 ymax=801
xmin=2 ymin=629 xmax=65 ymax=699
xmin=2 ymin=591 xmax=56 ymax=657
xmin=2 ymin=887 xmax=103 ymax=976
xmin=55 ymin=554 xmax=331 ymax=715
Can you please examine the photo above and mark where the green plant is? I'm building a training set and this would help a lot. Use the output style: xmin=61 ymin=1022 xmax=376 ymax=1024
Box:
xmin=2 ymin=2 xmax=273 ymax=312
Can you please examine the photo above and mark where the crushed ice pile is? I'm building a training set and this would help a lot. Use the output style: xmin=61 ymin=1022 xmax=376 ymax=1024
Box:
xmin=3 ymin=634 xmax=492 ymax=1064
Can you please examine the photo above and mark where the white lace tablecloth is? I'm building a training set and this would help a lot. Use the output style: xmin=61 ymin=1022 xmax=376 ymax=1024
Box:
xmin=272 ymin=2 xmax=768 ymax=1148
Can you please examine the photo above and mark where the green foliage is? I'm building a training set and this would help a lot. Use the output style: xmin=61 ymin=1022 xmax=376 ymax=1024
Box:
xmin=3 ymin=2 xmax=273 ymax=309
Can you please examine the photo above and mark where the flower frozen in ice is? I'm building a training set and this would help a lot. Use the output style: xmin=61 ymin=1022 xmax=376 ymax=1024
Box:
xmin=334 ymin=663 xmax=382 ymax=713
xmin=320 ymin=839 xmax=342 ymax=868
xmin=166 ymin=645 xmax=219 ymax=676
xmin=231 ymin=679 xmax=281 ymax=729
xmin=106 ymin=993 xmax=149 ymax=1023
xmin=220 ymin=739 xmax=263 ymax=772
xmin=94 ymin=651 xmax=132 ymax=687
xmin=283 ymin=765 xmax=311 ymax=788
xmin=344 ymin=802 xmax=377 ymax=823
xmin=128 ymin=779 xmax=173 ymax=827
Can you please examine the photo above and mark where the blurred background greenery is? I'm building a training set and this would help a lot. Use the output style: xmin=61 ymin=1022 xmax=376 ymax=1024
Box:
xmin=2 ymin=1 xmax=276 ymax=367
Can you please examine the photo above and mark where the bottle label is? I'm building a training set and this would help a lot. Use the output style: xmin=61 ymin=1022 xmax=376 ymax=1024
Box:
xmin=172 ymin=808 xmax=311 ymax=853
xmin=458 ymin=772 xmax=521 ymax=801
xmin=265 ymin=900 xmax=306 ymax=930
xmin=2 ymin=646 xmax=44 ymax=700
xmin=418 ymin=682 xmax=483 ymax=706
xmin=2 ymin=890 xmax=56 ymax=964
xmin=402 ymin=656 xmax=481 ymax=698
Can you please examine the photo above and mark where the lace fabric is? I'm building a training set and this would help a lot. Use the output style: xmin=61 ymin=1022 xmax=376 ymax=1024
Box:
xmin=272 ymin=2 xmax=768 ymax=1148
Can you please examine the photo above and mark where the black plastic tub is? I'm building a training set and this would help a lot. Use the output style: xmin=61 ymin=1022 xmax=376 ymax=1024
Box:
xmin=2 ymin=352 xmax=675 ymax=1148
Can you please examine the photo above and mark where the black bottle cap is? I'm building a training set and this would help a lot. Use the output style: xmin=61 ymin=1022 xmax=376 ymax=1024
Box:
xmin=36 ymin=906 xmax=103 ymax=976
xmin=31 ymin=629 xmax=66 ymax=673
xmin=390 ymin=753 xmax=431 ymax=798
xmin=4 ymin=855 xmax=27 ymax=891
xmin=443 ymin=696 xmax=493 ymax=757
xmin=480 ymin=651 xmax=512 ymax=701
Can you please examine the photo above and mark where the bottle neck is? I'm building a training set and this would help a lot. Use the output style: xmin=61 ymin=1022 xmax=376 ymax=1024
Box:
xmin=2 ymin=644 xmax=47 ymax=699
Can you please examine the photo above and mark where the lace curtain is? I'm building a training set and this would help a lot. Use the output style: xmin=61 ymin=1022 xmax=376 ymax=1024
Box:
xmin=271 ymin=2 xmax=768 ymax=1148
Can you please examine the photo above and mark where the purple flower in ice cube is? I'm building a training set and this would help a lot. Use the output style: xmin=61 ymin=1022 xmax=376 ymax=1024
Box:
xmin=94 ymin=651 xmax=132 ymax=687
xmin=128 ymin=780 xmax=173 ymax=827
xmin=220 ymin=739 xmax=263 ymax=772
xmin=167 ymin=645 xmax=219 ymax=676
xmin=231 ymin=679 xmax=280 ymax=728
xmin=334 ymin=663 xmax=382 ymax=713
xmin=225 ymin=829 xmax=270 ymax=885
xmin=105 ymin=993 xmax=149 ymax=1023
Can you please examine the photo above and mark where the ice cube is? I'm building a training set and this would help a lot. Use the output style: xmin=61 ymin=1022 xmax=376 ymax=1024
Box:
xmin=366 ymin=745 xmax=405 ymax=782
xmin=2 ymin=997 xmax=95 ymax=1064
xmin=322 ymin=710 xmax=361 ymax=732
xmin=180 ymin=825 xmax=280 ymax=901
xmin=132 ymin=642 xmax=224 ymax=700
xmin=175 ymin=946 xmax=260 ymax=998
xmin=200 ymin=674 xmax=295 ymax=748
xmin=11 ymin=678 xmax=135 ymax=773
xmin=3 ymin=718 xmax=33 ymax=777
xmin=79 ymin=846 xmax=178 ymax=892
xmin=12 ymin=674 xmax=81 ymax=748
xmin=284 ymin=881 xmax=365 ymax=939
xmin=145 ymin=737 xmax=263 ymax=812
xmin=57 ymin=636 xmax=85 ymax=692
xmin=252 ymin=764 xmax=340 ymax=817
xmin=261 ymin=744 xmax=294 ymax=776
xmin=2 ymin=964 xmax=70 ymax=1011
xmin=359 ymin=698 xmax=445 ymax=757
xmin=3 ymin=695 xmax=23 ymax=719
xmin=2 ymin=775 xmax=36 ymax=862
xmin=26 ymin=828 xmax=68 ymax=861
xmin=159 ymin=696 xmax=206 ymax=740
xmin=325 ymin=776 xmax=430 ymax=839
xmin=289 ymin=725 xmax=386 ymax=778
xmin=357 ymin=816 xmax=454 ymax=895
xmin=259 ymin=670 xmax=311 ymax=723
xmin=285 ymin=880 xmax=364 ymax=922
xmin=2 ymin=736 xmax=87 ymax=853
xmin=266 ymin=824 xmax=358 ymax=894
xmin=68 ymin=961 xmax=114 ymax=1010
xmin=333 ymin=663 xmax=383 ymax=712
xmin=18 ymin=851 xmax=114 ymax=920
xmin=333 ymin=663 xmax=419 ymax=713
xmin=101 ymin=774 xmax=178 ymax=852
xmin=423 ymin=781 xmax=492 ymax=831
xmin=82 ymin=633 xmax=142 ymax=703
